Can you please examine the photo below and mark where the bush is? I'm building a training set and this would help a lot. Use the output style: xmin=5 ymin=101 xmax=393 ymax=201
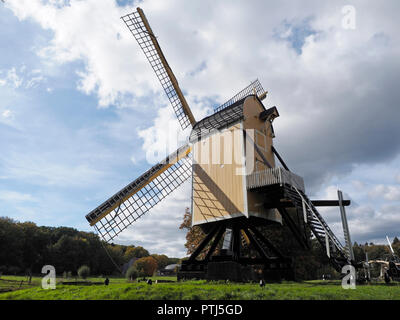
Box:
xmin=126 ymin=266 xmax=139 ymax=281
xmin=77 ymin=265 xmax=90 ymax=279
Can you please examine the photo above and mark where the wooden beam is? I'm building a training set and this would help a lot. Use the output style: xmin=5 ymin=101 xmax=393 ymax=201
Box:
xmin=188 ymin=223 xmax=220 ymax=262
xmin=271 ymin=146 xmax=290 ymax=171
xmin=204 ymin=225 xmax=225 ymax=262
xmin=312 ymin=200 xmax=351 ymax=207
xmin=263 ymin=199 xmax=351 ymax=209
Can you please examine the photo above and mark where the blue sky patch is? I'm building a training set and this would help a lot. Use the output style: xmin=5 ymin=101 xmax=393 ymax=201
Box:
xmin=274 ymin=18 xmax=317 ymax=54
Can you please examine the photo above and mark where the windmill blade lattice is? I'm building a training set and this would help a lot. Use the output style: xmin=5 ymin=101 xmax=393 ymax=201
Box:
xmin=86 ymin=145 xmax=192 ymax=242
xmin=213 ymin=79 xmax=266 ymax=114
xmin=122 ymin=9 xmax=195 ymax=130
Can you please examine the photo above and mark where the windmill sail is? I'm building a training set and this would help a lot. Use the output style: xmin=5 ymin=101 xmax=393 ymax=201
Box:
xmin=122 ymin=8 xmax=196 ymax=130
xmin=386 ymin=236 xmax=395 ymax=254
xmin=213 ymin=79 xmax=267 ymax=114
xmin=86 ymin=144 xmax=192 ymax=242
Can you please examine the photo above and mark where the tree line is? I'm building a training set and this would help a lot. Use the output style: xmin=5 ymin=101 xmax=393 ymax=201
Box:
xmin=2 ymin=211 xmax=399 ymax=280
xmin=0 ymin=217 xmax=179 ymax=276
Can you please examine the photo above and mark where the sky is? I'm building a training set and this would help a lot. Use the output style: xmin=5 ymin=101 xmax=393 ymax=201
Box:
xmin=0 ymin=0 xmax=399 ymax=258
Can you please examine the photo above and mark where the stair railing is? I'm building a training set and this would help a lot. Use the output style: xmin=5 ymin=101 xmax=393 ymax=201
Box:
xmin=289 ymin=184 xmax=349 ymax=261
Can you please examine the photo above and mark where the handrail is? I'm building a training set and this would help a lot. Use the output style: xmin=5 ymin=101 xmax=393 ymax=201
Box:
xmin=290 ymin=185 xmax=347 ymax=258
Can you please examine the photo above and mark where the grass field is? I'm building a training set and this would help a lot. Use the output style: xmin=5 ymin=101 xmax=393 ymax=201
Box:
xmin=0 ymin=275 xmax=399 ymax=300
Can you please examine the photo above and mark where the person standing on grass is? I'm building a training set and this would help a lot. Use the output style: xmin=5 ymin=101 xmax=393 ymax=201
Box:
xmin=105 ymin=277 xmax=109 ymax=286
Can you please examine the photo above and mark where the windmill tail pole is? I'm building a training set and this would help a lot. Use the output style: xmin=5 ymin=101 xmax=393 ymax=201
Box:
xmin=338 ymin=190 xmax=355 ymax=263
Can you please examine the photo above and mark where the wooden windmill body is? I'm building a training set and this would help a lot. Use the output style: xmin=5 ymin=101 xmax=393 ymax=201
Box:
xmin=85 ymin=8 xmax=359 ymax=281
xmin=190 ymin=95 xmax=283 ymax=227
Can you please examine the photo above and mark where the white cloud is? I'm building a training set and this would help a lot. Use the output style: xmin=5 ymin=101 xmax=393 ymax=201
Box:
xmin=138 ymin=106 xmax=189 ymax=164
xmin=0 ymin=66 xmax=46 ymax=90
xmin=2 ymin=109 xmax=12 ymax=118
xmin=0 ymin=107 xmax=16 ymax=127
xmin=6 ymin=0 xmax=160 ymax=108
xmin=351 ymin=180 xmax=366 ymax=191
xmin=116 ymin=181 xmax=192 ymax=257
xmin=369 ymin=184 xmax=400 ymax=201
xmin=7 ymin=67 xmax=23 ymax=88
xmin=25 ymin=75 xmax=45 ymax=89
xmin=0 ymin=191 xmax=38 ymax=203
xmin=130 ymin=155 xmax=137 ymax=165
xmin=2 ymin=155 xmax=106 ymax=188
xmin=384 ymin=186 xmax=400 ymax=201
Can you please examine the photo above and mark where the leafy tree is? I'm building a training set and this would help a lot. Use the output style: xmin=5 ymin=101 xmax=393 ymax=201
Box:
xmin=51 ymin=235 xmax=91 ymax=273
xmin=151 ymin=254 xmax=169 ymax=270
xmin=77 ymin=265 xmax=90 ymax=279
xmin=179 ymin=207 xmax=211 ymax=258
xmin=0 ymin=217 xmax=24 ymax=270
xmin=353 ymin=243 xmax=366 ymax=262
xmin=133 ymin=256 xmax=158 ymax=277
xmin=0 ymin=216 xmax=176 ymax=276
xmin=167 ymin=257 xmax=180 ymax=265
xmin=392 ymin=237 xmax=400 ymax=257
xmin=365 ymin=245 xmax=390 ymax=260
xmin=106 ymin=244 xmax=125 ymax=268
xmin=124 ymin=246 xmax=149 ymax=261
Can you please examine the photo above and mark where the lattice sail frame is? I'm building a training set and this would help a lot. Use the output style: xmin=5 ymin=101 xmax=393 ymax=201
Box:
xmin=122 ymin=9 xmax=195 ymax=130
xmin=86 ymin=145 xmax=192 ymax=242
xmin=214 ymin=79 xmax=266 ymax=113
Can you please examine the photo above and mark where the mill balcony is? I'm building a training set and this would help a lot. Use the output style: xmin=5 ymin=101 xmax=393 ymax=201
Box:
xmin=246 ymin=167 xmax=305 ymax=193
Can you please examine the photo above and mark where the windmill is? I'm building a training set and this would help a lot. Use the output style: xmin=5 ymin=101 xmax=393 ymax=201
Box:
xmin=85 ymin=8 xmax=359 ymax=281
xmin=368 ymin=236 xmax=400 ymax=283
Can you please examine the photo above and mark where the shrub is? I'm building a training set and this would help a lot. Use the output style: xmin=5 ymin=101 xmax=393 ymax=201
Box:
xmin=126 ymin=266 xmax=139 ymax=281
xmin=77 ymin=265 xmax=90 ymax=279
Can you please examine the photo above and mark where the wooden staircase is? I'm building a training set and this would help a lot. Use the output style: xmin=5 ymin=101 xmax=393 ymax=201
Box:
xmin=281 ymin=185 xmax=350 ymax=271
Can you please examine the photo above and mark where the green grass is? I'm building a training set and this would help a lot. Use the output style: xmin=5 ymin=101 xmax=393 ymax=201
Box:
xmin=0 ymin=275 xmax=399 ymax=300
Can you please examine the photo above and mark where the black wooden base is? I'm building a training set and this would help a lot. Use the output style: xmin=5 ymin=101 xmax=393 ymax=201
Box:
xmin=177 ymin=216 xmax=295 ymax=282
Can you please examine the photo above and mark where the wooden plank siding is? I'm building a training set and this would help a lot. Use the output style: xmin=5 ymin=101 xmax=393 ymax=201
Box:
xmin=191 ymin=95 xmax=281 ymax=226
xmin=192 ymin=123 xmax=247 ymax=226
